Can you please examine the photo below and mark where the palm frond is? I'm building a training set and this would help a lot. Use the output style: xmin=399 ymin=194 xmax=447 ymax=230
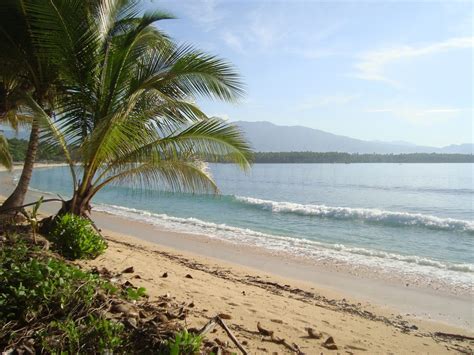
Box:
xmin=0 ymin=134 xmax=12 ymax=170
xmin=135 ymin=45 xmax=244 ymax=102
xmin=111 ymin=118 xmax=251 ymax=167
xmin=92 ymin=158 xmax=218 ymax=197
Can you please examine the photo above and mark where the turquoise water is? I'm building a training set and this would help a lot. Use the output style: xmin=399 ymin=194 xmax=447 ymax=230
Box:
xmin=29 ymin=163 xmax=473 ymax=288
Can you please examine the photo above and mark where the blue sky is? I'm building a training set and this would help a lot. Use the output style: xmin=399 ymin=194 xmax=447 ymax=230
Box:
xmin=153 ymin=0 xmax=473 ymax=147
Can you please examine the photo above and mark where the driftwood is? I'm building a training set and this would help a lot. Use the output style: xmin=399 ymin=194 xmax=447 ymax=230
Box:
xmin=258 ymin=322 xmax=304 ymax=354
xmin=198 ymin=315 xmax=248 ymax=355
xmin=268 ymin=334 xmax=303 ymax=353
xmin=257 ymin=322 xmax=273 ymax=336
xmin=434 ymin=332 xmax=474 ymax=341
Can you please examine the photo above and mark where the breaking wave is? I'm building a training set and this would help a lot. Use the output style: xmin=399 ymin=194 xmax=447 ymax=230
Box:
xmin=234 ymin=196 xmax=474 ymax=233
xmin=93 ymin=203 xmax=474 ymax=280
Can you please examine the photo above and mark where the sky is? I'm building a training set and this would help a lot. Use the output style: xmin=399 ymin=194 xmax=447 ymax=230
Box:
xmin=151 ymin=0 xmax=473 ymax=147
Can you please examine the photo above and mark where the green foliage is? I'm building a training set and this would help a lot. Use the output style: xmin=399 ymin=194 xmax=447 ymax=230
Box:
xmin=251 ymin=151 xmax=474 ymax=164
xmin=166 ymin=329 xmax=202 ymax=355
xmin=7 ymin=138 xmax=65 ymax=162
xmin=49 ymin=214 xmax=107 ymax=260
xmin=41 ymin=315 xmax=124 ymax=353
xmin=0 ymin=238 xmax=124 ymax=352
xmin=20 ymin=197 xmax=43 ymax=242
xmin=0 ymin=234 xmax=203 ymax=353
xmin=0 ymin=241 xmax=101 ymax=322
xmin=0 ymin=134 xmax=12 ymax=169
xmin=125 ymin=286 xmax=147 ymax=301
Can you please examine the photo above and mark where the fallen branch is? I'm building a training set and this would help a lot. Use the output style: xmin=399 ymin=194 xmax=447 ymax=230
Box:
xmin=198 ymin=316 xmax=218 ymax=335
xmin=267 ymin=334 xmax=304 ymax=354
xmin=434 ymin=332 xmax=474 ymax=341
xmin=257 ymin=322 xmax=273 ymax=336
xmin=258 ymin=322 xmax=304 ymax=354
xmin=198 ymin=316 xmax=248 ymax=355
xmin=0 ymin=198 xmax=64 ymax=212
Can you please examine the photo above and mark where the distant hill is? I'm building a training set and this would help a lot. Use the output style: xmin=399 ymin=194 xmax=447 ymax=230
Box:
xmin=3 ymin=122 xmax=472 ymax=155
xmin=234 ymin=121 xmax=473 ymax=154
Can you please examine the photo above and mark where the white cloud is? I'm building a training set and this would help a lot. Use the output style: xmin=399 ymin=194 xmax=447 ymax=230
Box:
xmin=354 ymin=37 xmax=474 ymax=85
xmin=248 ymin=10 xmax=285 ymax=50
xmin=366 ymin=106 xmax=467 ymax=124
xmin=221 ymin=32 xmax=244 ymax=53
xmin=181 ymin=0 xmax=223 ymax=31
xmin=298 ymin=94 xmax=359 ymax=111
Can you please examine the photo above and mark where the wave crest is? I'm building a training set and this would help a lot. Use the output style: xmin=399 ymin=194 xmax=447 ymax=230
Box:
xmin=234 ymin=196 xmax=474 ymax=233
xmin=93 ymin=203 xmax=473 ymax=277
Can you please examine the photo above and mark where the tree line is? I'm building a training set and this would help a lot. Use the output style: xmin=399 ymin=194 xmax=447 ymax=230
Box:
xmin=251 ymin=151 xmax=473 ymax=163
xmin=12 ymin=136 xmax=472 ymax=164
xmin=8 ymin=138 xmax=64 ymax=162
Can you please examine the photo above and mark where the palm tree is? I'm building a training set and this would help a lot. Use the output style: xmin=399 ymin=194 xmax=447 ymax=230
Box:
xmin=0 ymin=0 xmax=60 ymax=214
xmin=32 ymin=0 xmax=252 ymax=217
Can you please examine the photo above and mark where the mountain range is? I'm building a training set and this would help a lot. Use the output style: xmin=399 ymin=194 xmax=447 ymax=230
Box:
xmin=2 ymin=122 xmax=472 ymax=154
xmin=234 ymin=121 xmax=473 ymax=154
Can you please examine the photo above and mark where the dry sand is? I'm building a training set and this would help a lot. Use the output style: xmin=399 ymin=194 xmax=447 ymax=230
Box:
xmin=78 ymin=231 xmax=473 ymax=354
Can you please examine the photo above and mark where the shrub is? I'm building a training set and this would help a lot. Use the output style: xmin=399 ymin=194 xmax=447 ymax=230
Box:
xmin=49 ymin=213 xmax=107 ymax=260
xmin=0 ymin=241 xmax=103 ymax=323
xmin=40 ymin=315 xmax=124 ymax=353
xmin=0 ymin=236 xmax=180 ymax=354
xmin=166 ymin=330 xmax=202 ymax=355
xmin=0 ymin=239 xmax=123 ymax=352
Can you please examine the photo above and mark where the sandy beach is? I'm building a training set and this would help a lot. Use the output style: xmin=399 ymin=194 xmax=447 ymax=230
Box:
xmin=1 ymin=165 xmax=473 ymax=353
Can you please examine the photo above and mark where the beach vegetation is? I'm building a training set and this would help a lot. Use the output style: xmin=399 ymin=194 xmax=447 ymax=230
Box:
xmin=249 ymin=151 xmax=474 ymax=164
xmin=0 ymin=237 xmax=124 ymax=352
xmin=6 ymin=138 xmax=65 ymax=162
xmin=0 ymin=232 xmax=202 ymax=353
xmin=48 ymin=213 xmax=107 ymax=260
xmin=125 ymin=286 xmax=147 ymax=301
xmin=166 ymin=329 xmax=203 ymax=355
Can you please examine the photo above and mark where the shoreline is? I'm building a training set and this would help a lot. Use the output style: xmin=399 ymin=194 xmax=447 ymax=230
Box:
xmin=92 ymin=211 xmax=474 ymax=330
xmin=0 ymin=165 xmax=473 ymax=332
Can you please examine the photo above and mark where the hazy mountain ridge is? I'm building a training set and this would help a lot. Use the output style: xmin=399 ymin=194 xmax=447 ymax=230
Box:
xmin=2 ymin=123 xmax=472 ymax=154
xmin=235 ymin=121 xmax=473 ymax=154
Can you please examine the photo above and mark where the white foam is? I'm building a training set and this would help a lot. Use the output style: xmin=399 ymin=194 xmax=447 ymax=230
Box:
xmin=93 ymin=203 xmax=474 ymax=289
xmin=235 ymin=196 xmax=474 ymax=233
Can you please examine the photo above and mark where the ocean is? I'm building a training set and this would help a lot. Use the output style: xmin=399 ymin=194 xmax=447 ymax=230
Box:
xmin=29 ymin=163 xmax=473 ymax=291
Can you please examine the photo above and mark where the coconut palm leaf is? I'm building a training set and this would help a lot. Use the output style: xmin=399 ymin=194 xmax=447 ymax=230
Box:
xmin=0 ymin=134 xmax=12 ymax=170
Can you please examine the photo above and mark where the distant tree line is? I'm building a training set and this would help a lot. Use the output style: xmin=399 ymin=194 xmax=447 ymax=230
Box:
xmin=251 ymin=151 xmax=474 ymax=163
xmin=8 ymin=138 xmax=64 ymax=162
xmin=9 ymin=138 xmax=473 ymax=164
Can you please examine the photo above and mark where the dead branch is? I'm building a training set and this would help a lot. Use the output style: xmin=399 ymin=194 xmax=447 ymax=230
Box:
xmin=198 ymin=316 xmax=248 ymax=355
xmin=433 ymin=332 xmax=474 ymax=341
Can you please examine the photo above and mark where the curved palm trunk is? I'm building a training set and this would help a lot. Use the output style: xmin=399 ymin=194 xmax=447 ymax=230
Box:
xmin=0 ymin=118 xmax=39 ymax=215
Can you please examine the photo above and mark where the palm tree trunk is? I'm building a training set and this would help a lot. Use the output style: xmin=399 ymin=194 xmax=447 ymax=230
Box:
xmin=0 ymin=118 xmax=39 ymax=215
xmin=57 ymin=195 xmax=92 ymax=217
